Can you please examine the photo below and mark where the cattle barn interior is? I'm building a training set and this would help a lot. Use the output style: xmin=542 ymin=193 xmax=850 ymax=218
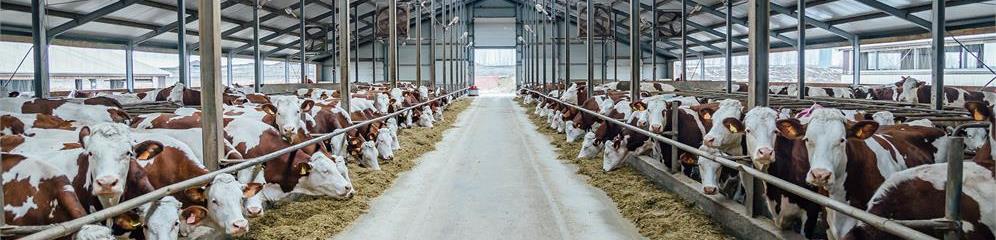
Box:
xmin=1 ymin=0 xmax=995 ymax=239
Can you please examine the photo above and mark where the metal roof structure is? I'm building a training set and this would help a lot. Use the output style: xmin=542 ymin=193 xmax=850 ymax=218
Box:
xmin=2 ymin=0 xmax=993 ymax=61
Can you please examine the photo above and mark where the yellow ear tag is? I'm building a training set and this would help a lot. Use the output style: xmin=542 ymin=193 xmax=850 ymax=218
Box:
xmin=729 ymin=126 xmax=739 ymax=133
xmin=130 ymin=221 xmax=142 ymax=228
xmin=973 ymin=111 xmax=986 ymax=121
xmin=856 ymin=129 xmax=864 ymax=138
xmin=137 ymin=151 xmax=152 ymax=160
xmin=300 ymin=167 xmax=309 ymax=175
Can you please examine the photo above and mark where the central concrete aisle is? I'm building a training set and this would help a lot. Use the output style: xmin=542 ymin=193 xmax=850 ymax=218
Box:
xmin=334 ymin=95 xmax=644 ymax=240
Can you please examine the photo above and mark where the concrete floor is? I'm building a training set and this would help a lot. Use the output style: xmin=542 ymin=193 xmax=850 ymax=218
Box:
xmin=334 ymin=95 xmax=644 ymax=240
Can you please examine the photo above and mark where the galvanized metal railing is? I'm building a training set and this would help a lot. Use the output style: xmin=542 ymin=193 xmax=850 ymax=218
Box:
xmin=521 ymin=88 xmax=960 ymax=240
xmin=9 ymin=88 xmax=468 ymax=240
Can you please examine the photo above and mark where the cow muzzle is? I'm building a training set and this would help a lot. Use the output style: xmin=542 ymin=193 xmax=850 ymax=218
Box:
xmin=228 ymin=219 xmax=249 ymax=236
xmin=649 ymin=124 xmax=663 ymax=133
xmin=807 ymin=168 xmax=833 ymax=187
xmin=95 ymin=176 xmax=120 ymax=195
xmin=703 ymin=186 xmax=718 ymax=195
xmin=755 ymin=148 xmax=774 ymax=163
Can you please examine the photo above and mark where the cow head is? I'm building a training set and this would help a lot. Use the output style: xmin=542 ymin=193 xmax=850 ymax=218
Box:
xmin=143 ymin=196 xmax=183 ymax=240
xmin=375 ymin=93 xmax=391 ymax=114
xmin=779 ymin=109 xmax=878 ymax=188
xmin=182 ymin=174 xmax=250 ymax=236
xmin=76 ymin=225 xmax=114 ymax=240
xmin=871 ymin=111 xmax=896 ymax=126
xmin=685 ymin=148 xmax=724 ymax=195
xmin=242 ymin=182 xmax=264 ymax=217
xmin=263 ymin=96 xmax=315 ymax=140
xmin=577 ymin=132 xmax=601 ymax=159
xmin=740 ymin=107 xmax=779 ymax=168
xmin=897 ymin=76 xmax=925 ymax=103
xmin=602 ymin=137 xmax=626 ymax=171
xmin=360 ymin=140 xmax=380 ymax=170
xmin=292 ymin=153 xmax=354 ymax=199
xmin=80 ymin=123 xmax=143 ymax=202
xmin=702 ymin=99 xmax=744 ymax=149
xmin=418 ymin=105 xmax=435 ymax=128
xmin=966 ymin=101 xmax=996 ymax=159
xmin=374 ymin=125 xmax=395 ymax=161
xmin=564 ymin=113 xmax=585 ymax=143
xmin=644 ymin=98 xmax=669 ymax=133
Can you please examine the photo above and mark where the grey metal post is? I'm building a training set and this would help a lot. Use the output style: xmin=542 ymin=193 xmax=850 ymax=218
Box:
xmin=416 ymin=1 xmax=423 ymax=87
xmin=651 ymin=1 xmax=657 ymax=82
xmin=226 ymin=52 xmax=233 ymax=86
xmin=542 ymin=2 xmax=548 ymax=90
xmin=564 ymin=0 xmax=571 ymax=86
xmin=551 ymin=0 xmax=558 ymax=88
xmin=354 ymin=7 xmax=360 ymax=83
xmin=442 ymin=1 xmax=448 ymax=90
xmin=629 ymin=0 xmax=640 ymax=101
xmin=748 ymin=0 xmax=769 ymax=108
xmin=724 ymin=0 xmax=731 ymax=93
xmin=198 ymin=0 xmax=223 ymax=171
xmin=31 ymin=0 xmax=51 ymax=98
xmin=681 ymin=0 xmax=686 ymax=82
xmin=252 ymin=0 xmax=262 ymax=93
xmin=533 ymin=8 xmax=540 ymax=89
xmin=797 ymin=0 xmax=805 ymax=99
xmin=585 ymin=0 xmax=593 ymax=95
xmin=299 ymin=0 xmax=307 ymax=83
xmin=372 ymin=13 xmax=378 ymax=83
xmin=932 ymin=0 xmax=945 ymax=111
xmin=126 ymin=42 xmax=135 ymax=92
xmin=178 ymin=0 xmax=190 ymax=86
xmin=612 ymin=12 xmax=617 ymax=82
xmin=516 ymin=4 xmax=521 ymax=88
xmin=389 ymin=0 xmax=399 ymax=88
xmin=945 ymin=135 xmax=964 ymax=240
xmin=852 ymin=37 xmax=860 ymax=86
xmin=338 ymin=0 xmax=351 ymax=113
xmin=429 ymin=0 xmax=437 ymax=89
xmin=284 ymin=57 xmax=290 ymax=83
xmin=329 ymin=24 xmax=335 ymax=82
xmin=601 ymin=39 xmax=606 ymax=84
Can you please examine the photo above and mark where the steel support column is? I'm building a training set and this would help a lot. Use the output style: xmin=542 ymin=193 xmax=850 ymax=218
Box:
xmin=389 ymin=0 xmax=399 ymax=88
xmin=612 ymin=12 xmax=617 ymax=81
xmin=416 ymin=1 xmax=423 ymax=87
xmin=126 ymin=43 xmax=135 ymax=93
xmin=747 ymin=0 xmax=769 ymax=108
xmin=372 ymin=14 xmax=378 ymax=83
xmin=198 ymin=0 xmax=224 ymax=171
xmin=586 ymin=0 xmax=594 ymax=94
xmin=629 ymin=0 xmax=640 ymax=101
xmin=354 ymin=7 xmax=360 ymax=83
xmin=681 ymin=0 xmax=687 ymax=82
xmin=430 ymin=0 xmax=437 ymax=89
xmin=284 ymin=57 xmax=290 ymax=83
xmin=564 ymin=0 xmax=571 ymax=85
xmin=852 ymin=37 xmax=860 ymax=85
xmin=299 ymin=0 xmax=307 ymax=83
xmin=724 ymin=0 xmax=731 ymax=93
xmin=31 ymin=0 xmax=50 ymax=98
xmin=226 ymin=52 xmax=233 ymax=86
xmin=931 ymin=1 xmax=945 ymax=111
xmin=542 ymin=2 xmax=548 ymax=89
xmin=338 ymin=0 xmax=351 ymax=113
xmin=651 ymin=0 xmax=657 ymax=82
xmin=178 ymin=0 xmax=190 ymax=85
xmin=252 ymin=0 xmax=262 ymax=92
xmin=796 ymin=0 xmax=805 ymax=99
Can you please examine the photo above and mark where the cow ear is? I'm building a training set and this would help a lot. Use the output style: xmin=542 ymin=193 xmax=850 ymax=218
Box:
xmin=301 ymin=100 xmax=315 ymax=112
xmin=965 ymin=101 xmax=992 ymax=121
xmin=847 ymin=121 xmax=878 ymax=140
xmin=775 ymin=119 xmax=805 ymax=139
xmin=243 ymin=183 xmax=263 ymax=198
xmin=78 ymin=126 xmax=91 ymax=147
xmin=180 ymin=206 xmax=208 ymax=225
xmin=184 ymin=187 xmax=207 ymax=204
xmin=133 ymin=141 xmax=164 ymax=160
xmin=723 ymin=118 xmax=745 ymax=134
xmin=679 ymin=152 xmax=698 ymax=165
xmin=114 ymin=212 xmax=143 ymax=231
xmin=296 ymin=162 xmax=313 ymax=176
xmin=260 ymin=104 xmax=277 ymax=115
xmin=699 ymin=108 xmax=715 ymax=121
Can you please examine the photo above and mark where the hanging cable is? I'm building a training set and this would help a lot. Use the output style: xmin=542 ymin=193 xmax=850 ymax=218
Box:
xmin=2 ymin=47 xmax=34 ymax=91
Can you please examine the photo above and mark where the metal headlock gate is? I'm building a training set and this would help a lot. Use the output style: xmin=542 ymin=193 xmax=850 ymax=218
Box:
xmin=6 ymin=88 xmax=468 ymax=240
xmin=522 ymin=87 xmax=978 ymax=240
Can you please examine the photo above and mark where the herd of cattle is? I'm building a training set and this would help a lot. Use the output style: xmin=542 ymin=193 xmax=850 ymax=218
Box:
xmin=1 ymin=82 xmax=456 ymax=239
xmin=519 ymin=79 xmax=995 ymax=240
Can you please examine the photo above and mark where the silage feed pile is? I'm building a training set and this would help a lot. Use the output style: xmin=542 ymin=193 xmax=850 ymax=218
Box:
xmin=242 ymin=99 xmax=473 ymax=240
xmin=516 ymin=99 xmax=731 ymax=240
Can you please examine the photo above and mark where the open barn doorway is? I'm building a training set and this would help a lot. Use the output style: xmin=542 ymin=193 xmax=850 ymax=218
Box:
xmin=474 ymin=48 xmax=516 ymax=94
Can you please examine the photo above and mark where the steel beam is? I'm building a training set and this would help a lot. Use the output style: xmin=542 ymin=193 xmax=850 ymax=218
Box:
xmin=389 ymin=0 xmax=399 ymax=88
xmin=797 ymin=0 xmax=805 ymax=99
xmin=565 ymin=0 xmax=571 ymax=84
xmin=48 ymin=0 xmax=143 ymax=39
xmin=416 ymin=1 xmax=423 ymax=87
xmin=253 ymin=0 xmax=262 ymax=92
xmin=284 ymin=57 xmax=290 ymax=83
xmin=650 ymin=0 xmax=656 ymax=81
xmin=354 ymin=7 xmax=360 ymax=83
xmin=931 ymin=1 xmax=945 ymax=111
xmin=748 ymin=0 xmax=769 ymax=108
xmin=199 ymin=0 xmax=224 ymax=171
xmin=686 ymin=21 xmax=748 ymax=47
xmin=430 ymin=0 xmax=437 ymax=88
xmin=227 ymin=52 xmax=234 ymax=86
xmin=681 ymin=0 xmax=686 ymax=81
xmin=32 ymin=0 xmax=50 ymax=98
xmin=852 ymin=37 xmax=860 ymax=85
xmin=854 ymin=0 xmax=931 ymax=30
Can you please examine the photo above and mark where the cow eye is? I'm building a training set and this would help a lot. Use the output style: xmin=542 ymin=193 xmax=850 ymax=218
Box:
xmin=745 ymin=129 xmax=751 ymax=133
xmin=839 ymin=138 xmax=846 ymax=143
xmin=211 ymin=199 xmax=219 ymax=205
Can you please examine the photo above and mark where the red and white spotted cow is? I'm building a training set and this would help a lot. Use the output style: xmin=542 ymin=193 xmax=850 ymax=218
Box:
xmin=2 ymin=153 xmax=87 ymax=229
xmin=0 ymin=98 xmax=131 ymax=125
xmin=0 ymin=112 xmax=76 ymax=135
xmin=776 ymin=108 xmax=948 ymax=239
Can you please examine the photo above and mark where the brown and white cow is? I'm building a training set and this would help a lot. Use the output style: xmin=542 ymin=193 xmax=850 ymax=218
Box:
xmin=0 ymin=98 xmax=131 ymax=125
xmin=0 ymin=112 xmax=76 ymax=135
xmin=2 ymin=153 xmax=88 ymax=228
xmin=776 ymin=108 xmax=948 ymax=239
